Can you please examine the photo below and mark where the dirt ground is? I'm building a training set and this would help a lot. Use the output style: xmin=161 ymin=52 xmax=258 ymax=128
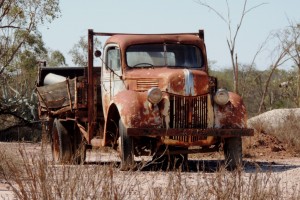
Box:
xmin=0 ymin=131 xmax=300 ymax=199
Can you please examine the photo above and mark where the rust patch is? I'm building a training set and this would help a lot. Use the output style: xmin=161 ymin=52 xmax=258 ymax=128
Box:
xmin=112 ymin=91 xmax=163 ymax=128
xmin=169 ymin=73 xmax=185 ymax=93
xmin=124 ymin=68 xmax=209 ymax=96
xmin=214 ymin=92 xmax=248 ymax=129
xmin=192 ymin=70 xmax=209 ymax=94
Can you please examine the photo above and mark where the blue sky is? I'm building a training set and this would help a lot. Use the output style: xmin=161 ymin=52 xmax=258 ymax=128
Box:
xmin=40 ymin=0 xmax=300 ymax=70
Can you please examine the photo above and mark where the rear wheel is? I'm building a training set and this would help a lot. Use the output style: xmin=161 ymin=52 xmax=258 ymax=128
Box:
xmin=51 ymin=119 xmax=72 ymax=164
xmin=224 ymin=137 xmax=242 ymax=170
xmin=119 ymin=119 xmax=134 ymax=170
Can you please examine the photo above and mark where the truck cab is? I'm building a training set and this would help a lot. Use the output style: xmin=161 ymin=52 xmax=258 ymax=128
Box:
xmin=97 ymin=31 xmax=253 ymax=170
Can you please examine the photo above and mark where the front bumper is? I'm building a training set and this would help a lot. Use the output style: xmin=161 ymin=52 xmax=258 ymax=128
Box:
xmin=128 ymin=128 xmax=253 ymax=147
xmin=127 ymin=128 xmax=254 ymax=137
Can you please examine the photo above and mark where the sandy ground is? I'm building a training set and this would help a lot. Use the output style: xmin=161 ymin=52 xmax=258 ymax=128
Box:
xmin=0 ymin=142 xmax=300 ymax=199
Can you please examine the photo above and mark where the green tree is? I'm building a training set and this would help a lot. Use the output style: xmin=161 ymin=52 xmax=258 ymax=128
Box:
xmin=0 ymin=0 xmax=60 ymax=130
xmin=69 ymin=36 xmax=102 ymax=67
xmin=12 ymin=32 xmax=48 ymax=72
xmin=211 ymin=66 xmax=298 ymax=117
xmin=0 ymin=0 xmax=60 ymax=74
xmin=283 ymin=23 xmax=300 ymax=107
xmin=0 ymin=33 xmax=50 ymax=127
xmin=47 ymin=50 xmax=66 ymax=67
xmin=210 ymin=68 xmax=233 ymax=91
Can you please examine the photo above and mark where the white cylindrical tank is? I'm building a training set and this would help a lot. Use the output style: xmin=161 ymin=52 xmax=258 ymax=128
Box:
xmin=43 ymin=73 xmax=66 ymax=85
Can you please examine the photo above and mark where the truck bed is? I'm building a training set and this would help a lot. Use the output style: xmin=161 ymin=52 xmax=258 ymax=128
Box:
xmin=36 ymin=66 xmax=102 ymax=120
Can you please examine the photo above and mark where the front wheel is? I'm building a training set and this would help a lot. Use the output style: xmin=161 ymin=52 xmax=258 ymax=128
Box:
xmin=119 ymin=119 xmax=134 ymax=170
xmin=224 ymin=137 xmax=242 ymax=170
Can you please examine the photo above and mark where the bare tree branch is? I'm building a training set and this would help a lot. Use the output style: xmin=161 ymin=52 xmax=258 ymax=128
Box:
xmin=0 ymin=25 xmax=22 ymax=29
xmin=258 ymin=43 xmax=292 ymax=113
xmin=194 ymin=1 xmax=228 ymax=25
xmin=195 ymin=0 xmax=266 ymax=93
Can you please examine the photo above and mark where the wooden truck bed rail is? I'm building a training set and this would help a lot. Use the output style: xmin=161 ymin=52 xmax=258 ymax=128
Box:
xmin=36 ymin=77 xmax=88 ymax=118
xmin=37 ymin=78 xmax=76 ymax=110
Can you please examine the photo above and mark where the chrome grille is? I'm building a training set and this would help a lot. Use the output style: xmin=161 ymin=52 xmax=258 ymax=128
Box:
xmin=169 ymin=95 xmax=208 ymax=142
xmin=137 ymin=79 xmax=159 ymax=90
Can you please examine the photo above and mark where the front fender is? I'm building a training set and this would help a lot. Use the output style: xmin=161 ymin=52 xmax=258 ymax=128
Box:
xmin=111 ymin=90 xmax=163 ymax=128
xmin=214 ymin=92 xmax=248 ymax=128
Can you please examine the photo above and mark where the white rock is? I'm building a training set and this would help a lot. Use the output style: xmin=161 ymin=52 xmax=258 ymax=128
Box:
xmin=247 ymin=108 xmax=300 ymax=134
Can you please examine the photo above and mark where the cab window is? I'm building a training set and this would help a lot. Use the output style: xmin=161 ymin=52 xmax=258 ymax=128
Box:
xmin=107 ymin=48 xmax=121 ymax=71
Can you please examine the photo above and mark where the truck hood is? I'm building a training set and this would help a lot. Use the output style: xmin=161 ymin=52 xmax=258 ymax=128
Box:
xmin=124 ymin=67 xmax=209 ymax=96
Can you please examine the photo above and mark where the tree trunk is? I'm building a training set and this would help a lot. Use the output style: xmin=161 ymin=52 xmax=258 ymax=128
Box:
xmin=234 ymin=54 xmax=239 ymax=93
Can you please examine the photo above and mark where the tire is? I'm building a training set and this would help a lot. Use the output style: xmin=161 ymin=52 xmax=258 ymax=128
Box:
xmin=119 ymin=119 xmax=134 ymax=170
xmin=224 ymin=137 xmax=242 ymax=170
xmin=52 ymin=119 xmax=72 ymax=164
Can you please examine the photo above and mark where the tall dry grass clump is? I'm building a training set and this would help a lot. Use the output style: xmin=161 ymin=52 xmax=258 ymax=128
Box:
xmin=273 ymin=111 xmax=300 ymax=153
xmin=0 ymin=144 xmax=24 ymax=179
xmin=1 ymin=147 xmax=138 ymax=199
xmin=0 ymin=144 xmax=299 ymax=199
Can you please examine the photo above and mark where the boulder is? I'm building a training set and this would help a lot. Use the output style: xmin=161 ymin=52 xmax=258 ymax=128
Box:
xmin=247 ymin=108 xmax=300 ymax=134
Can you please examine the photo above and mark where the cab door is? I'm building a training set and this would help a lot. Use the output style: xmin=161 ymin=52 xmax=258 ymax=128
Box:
xmin=101 ymin=45 xmax=125 ymax=117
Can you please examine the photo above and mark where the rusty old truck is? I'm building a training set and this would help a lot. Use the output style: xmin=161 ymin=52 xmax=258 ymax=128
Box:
xmin=36 ymin=29 xmax=253 ymax=170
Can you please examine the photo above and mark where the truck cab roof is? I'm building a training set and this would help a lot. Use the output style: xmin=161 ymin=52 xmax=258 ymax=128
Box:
xmin=105 ymin=34 xmax=206 ymax=50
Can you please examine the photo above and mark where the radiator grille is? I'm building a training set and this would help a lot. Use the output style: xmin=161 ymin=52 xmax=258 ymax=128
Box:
xmin=136 ymin=79 xmax=159 ymax=90
xmin=169 ymin=95 xmax=208 ymax=142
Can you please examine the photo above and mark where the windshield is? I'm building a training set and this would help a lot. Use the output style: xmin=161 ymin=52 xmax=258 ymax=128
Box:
xmin=126 ymin=44 xmax=204 ymax=68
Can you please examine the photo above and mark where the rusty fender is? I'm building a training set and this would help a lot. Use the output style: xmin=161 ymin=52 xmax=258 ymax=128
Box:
xmin=214 ymin=92 xmax=248 ymax=129
xmin=110 ymin=90 xmax=164 ymax=128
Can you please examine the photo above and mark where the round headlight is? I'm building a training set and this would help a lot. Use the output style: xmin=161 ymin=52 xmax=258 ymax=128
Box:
xmin=147 ymin=87 xmax=163 ymax=104
xmin=214 ymin=89 xmax=229 ymax=106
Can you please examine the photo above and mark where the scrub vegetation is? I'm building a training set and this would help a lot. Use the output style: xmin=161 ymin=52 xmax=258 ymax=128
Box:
xmin=0 ymin=144 xmax=299 ymax=200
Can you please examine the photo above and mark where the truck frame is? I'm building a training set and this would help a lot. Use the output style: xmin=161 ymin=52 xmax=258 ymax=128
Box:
xmin=36 ymin=29 xmax=253 ymax=170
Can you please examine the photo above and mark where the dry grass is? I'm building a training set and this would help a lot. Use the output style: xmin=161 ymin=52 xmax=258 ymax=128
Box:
xmin=0 ymin=145 xmax=299 ymax=200
xmin=273 ymin=112 xmax=300 ymax=153
xmin=248 ymin=109 xmax=300 ymax=154
xmin=0 ymin=144 xmax=25 ymax=179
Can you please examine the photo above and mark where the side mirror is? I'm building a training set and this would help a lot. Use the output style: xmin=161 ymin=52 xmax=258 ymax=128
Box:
xmin=94 ymin=50 xmax=102 ymax=58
